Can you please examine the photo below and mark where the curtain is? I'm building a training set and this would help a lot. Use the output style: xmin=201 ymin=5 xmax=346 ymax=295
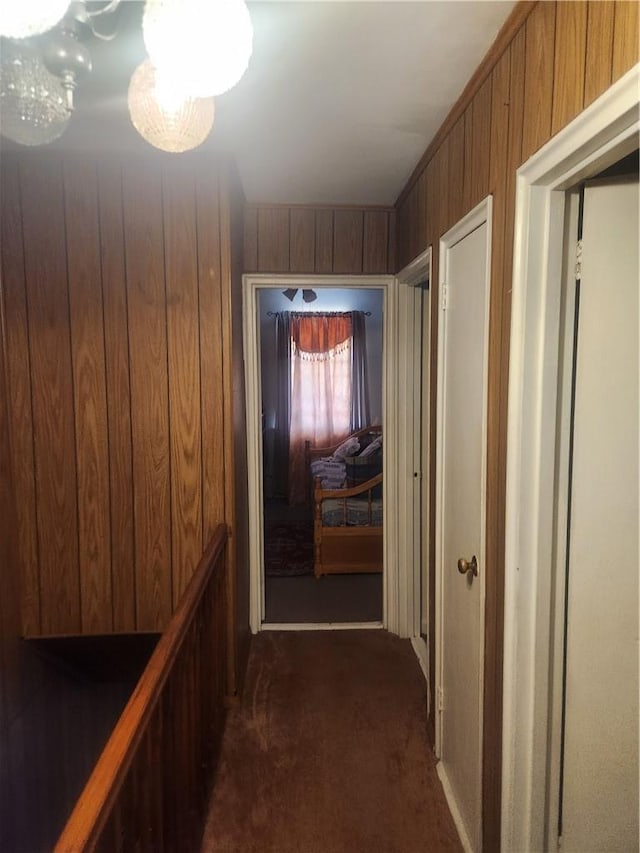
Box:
xmin=288 ymin=312 xmax=353 ymax=504
xmin=271 ymin=309 xmax=371 ymax=505
xmin=272 ymin=311 xmax=291 ymax=498
xmin=350 ymin=310 xmax=370 ymax=431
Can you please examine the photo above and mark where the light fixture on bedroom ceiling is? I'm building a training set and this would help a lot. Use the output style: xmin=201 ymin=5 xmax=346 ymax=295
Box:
xmin=282 ymin=288 xmax=317 ymax=303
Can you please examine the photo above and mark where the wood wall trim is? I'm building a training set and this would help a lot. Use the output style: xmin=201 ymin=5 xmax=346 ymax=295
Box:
xmin=395 ymin=1 xmax=537 ymax=209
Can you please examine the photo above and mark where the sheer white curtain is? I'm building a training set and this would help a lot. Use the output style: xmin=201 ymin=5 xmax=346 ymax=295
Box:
xmin=287 ymin=313 xmax=353 ymax=504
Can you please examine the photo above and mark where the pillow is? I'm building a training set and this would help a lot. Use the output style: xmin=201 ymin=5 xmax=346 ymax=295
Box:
xmin=333 ymin=436 xmax=360 ymax=459
xmin=358 ymin=435 xmax=382 ymax=457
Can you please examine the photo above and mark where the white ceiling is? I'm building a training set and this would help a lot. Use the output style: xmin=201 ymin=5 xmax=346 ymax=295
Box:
xmin=61 ymin=1 xmax=517 ymax=206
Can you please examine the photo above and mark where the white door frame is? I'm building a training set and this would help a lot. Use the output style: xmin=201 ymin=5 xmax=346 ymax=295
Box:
xmin=435 ymin=197 xmax=492 ymax=853
xmin=396 ymin=248 xmax=432 ymax=670
xmin=242 ymin=273 xmax=397 ymax=633
xmin=501 ymin=64 xmax=640 ymax=852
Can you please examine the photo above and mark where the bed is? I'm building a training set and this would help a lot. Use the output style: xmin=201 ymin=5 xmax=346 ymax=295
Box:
xmin=312 ymin=472 xmax=383 ymax=577
xmin=306 ymin=426 xmax=383 ymax=578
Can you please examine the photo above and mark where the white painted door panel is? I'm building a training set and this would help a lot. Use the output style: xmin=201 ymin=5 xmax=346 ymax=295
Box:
xmin=438 ymin=218 xmax=489 ymax=852
xmin=561 ymin=178 xmax=639 ymax=852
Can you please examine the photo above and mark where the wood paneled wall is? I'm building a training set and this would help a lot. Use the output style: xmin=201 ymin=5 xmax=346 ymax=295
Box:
xmin=1 ymin=152 xmax=247 ymax=655
xmin=244 ymin=204 xmax=396 ymax=275
xmin=394 ymin=2 xmax=639 ymax=848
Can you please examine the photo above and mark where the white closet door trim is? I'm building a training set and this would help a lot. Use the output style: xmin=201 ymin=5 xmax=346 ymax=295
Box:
xmin=502 ymin=63 xmax=639 ymax=852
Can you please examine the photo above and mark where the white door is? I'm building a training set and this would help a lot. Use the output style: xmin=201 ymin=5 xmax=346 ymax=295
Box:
xmin=559 ymin=176 xmax=639 ymax=852
xmin=436 ymin=200 xmax=491 ymax=852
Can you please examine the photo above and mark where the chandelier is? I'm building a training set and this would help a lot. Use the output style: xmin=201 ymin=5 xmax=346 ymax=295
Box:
xmin=0 ymin=0 xmax=253 ymax=153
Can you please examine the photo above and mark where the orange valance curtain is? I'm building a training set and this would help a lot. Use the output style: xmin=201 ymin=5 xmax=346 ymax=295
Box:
xmin=290 ymin=313 xmax=353 ymax=356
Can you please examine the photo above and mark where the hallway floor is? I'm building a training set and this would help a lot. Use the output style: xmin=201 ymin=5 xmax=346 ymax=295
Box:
xmin=201 ymin=630 xmax=461 ymax=853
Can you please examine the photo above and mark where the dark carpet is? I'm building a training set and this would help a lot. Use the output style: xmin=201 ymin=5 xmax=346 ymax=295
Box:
xmin=201 ymin=631 xmax=461 ymax=853
xmin=264 ymin=520 xmax=314 ymax=577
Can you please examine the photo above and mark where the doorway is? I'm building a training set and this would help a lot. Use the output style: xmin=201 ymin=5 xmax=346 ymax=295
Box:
xmin=243 ymin=274 xmax=398 ymax=633
xmin=502 ymin=66 xmax=639 ymax=851
xmin=259 ymin=286 xmax=384 ymax=624
xmin=548 ymin=158 xmax=639 ymax=852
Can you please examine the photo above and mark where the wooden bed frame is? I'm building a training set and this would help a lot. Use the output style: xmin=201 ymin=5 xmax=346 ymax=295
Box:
xmin=313 ymin=473 xmax=383 ymax=578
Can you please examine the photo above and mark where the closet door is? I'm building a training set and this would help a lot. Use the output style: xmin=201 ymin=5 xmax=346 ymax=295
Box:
xmin=560 ymin=176 xmax=639 ymax=851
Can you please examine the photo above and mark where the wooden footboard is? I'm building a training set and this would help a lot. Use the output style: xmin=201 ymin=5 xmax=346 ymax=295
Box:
xmin=313 ymin=474 xmax=383 ymax=578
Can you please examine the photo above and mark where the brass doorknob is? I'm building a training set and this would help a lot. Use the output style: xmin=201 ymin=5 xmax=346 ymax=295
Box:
xmin=457 ymin=555 xmax=478 ymax=577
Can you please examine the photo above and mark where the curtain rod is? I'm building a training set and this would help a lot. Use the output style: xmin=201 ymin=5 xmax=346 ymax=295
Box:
xmin=266 ymin=311 xmax=371 ymax=317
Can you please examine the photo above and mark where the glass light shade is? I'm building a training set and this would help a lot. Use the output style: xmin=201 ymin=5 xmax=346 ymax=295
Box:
xmin=143 ymin=0 xmax=253 ymax=98
xmin=128 ymin=60 xmax=214 ymax=154
xmin=0 ymin=41 xmax=70 ymax=146
xmin=0 ymin=0 xmax=70 ymax=39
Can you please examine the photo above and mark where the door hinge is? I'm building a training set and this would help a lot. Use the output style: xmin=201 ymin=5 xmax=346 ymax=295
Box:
xmin=437 ymin=685 xmax=444 ymax=712
xmin=441 ymin=282 xmax=448 ymax=311
xmin=575 ymin=239 xmax=583 ymax=281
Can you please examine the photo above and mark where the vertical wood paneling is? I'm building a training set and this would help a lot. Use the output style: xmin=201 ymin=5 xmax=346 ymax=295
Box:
xmin=333 ymin=209 xmax=364 ymax=273
xmin=97 ymin=161 xmax=135 ymax=633
xmin=416 ymin=172 xmax=428 ymax=257
xmin=470 ymin=76 xmax=493 ymax=208
xmin=522 ymin=1 xmax=557 ymax=162
xmin=289 ymin=208 xmax=315 ymax=273
xmin=243 ymin=206 xmax=258 ymax=272
xmin=612 ymin=0 xmax=640 ymax=81
xmin=363 ymin=211 xmax=389 ymax=274
xmin=1 ymin=162 xmax=40 ymax=635
xmin=314 ymin=209 xmax=334 ymax=273
xmin=163 ymin=165 xmax=203 ymax=607
xmin=424 ymin=159 xmax=436 ymax=252
xmin=407 ymin=182 xmax=420 ymax=263
xmin=462 ymin=105 xmax=474 ymax=213
xmin=436 ymin=139 xmax=450 ymax=241
xmin=63 ymin=160 xmax=112 ymax=634
xmin=218 ymin=173 xmax=238 ymax=697
xmin=20 ymin=159 xmax=81 ymax=635
xmin=122 ymin=163 xmax=171 ymax=631
xmin=448 ymin=116 xmax=466 ymax=227
xmin=3 ymin=153 xmax=238 ymax=640
xmin=584 ymin=2 xmax=615 ymax=107
xmin=257 ymin=208 xmax=289 ymax=272
xmin=247 ymin=206 xmax=392 ymax=274
xmin=197 ymin=171 xmax=225 ymax=546
xmin=551 ymin=1 xmax=588 ymax=135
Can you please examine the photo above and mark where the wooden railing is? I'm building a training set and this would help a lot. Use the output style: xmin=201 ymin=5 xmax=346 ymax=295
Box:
xmin=55 ymin=525 xmax=229 ymax=852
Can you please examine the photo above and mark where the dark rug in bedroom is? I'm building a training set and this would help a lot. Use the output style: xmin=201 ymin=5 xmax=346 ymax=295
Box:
xmin=264 ymin=520 xmax=313 ymax=577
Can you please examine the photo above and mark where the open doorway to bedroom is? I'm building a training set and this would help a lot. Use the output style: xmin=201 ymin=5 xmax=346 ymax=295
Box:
xmin=259 ymin=286 xmax=384 ymax=624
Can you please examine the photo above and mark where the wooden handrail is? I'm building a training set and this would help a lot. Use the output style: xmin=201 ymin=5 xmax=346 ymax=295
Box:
xmin=55 ymin=524 xmax=228 ymax=852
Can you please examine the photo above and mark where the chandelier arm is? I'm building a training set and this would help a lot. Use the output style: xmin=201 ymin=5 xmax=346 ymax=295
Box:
xmin=87 ymin=0 xmax=122 ymax=18
xmin=86 ymin=0 xmax=122 ymax=40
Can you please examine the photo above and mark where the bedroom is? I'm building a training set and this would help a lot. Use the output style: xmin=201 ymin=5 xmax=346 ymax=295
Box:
xmin=259 ymin=285 xmax=384 ymax=625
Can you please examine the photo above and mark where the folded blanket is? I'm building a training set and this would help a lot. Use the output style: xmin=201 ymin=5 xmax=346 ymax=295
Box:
xmin=310 ymin=457 xmax=346 ymax=489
